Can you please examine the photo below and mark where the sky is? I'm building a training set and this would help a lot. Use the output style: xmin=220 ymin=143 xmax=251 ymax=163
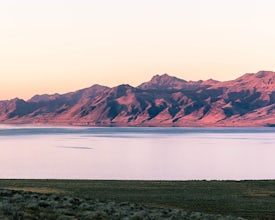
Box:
xmin=1 ymin=0 xmax=275 ymax=100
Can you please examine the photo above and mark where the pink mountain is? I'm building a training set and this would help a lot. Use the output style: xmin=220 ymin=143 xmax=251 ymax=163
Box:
xmin=0 ymin=71 xmax=274 ymax=127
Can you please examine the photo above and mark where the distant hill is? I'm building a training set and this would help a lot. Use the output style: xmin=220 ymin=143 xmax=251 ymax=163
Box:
xmin=0 ymin=71 xmax=274 ymax=127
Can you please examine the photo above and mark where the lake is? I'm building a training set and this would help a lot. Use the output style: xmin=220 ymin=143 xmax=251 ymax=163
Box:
xmin=0 ymin=126 xmax=275 ymax=180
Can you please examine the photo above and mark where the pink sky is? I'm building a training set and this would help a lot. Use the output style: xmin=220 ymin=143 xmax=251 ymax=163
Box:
xmin=1 ymin=0 xmax=275 ymax=100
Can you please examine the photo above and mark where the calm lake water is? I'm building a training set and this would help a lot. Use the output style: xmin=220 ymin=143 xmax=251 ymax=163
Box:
xmin=0 ymin=126 xmax=275 ymax=180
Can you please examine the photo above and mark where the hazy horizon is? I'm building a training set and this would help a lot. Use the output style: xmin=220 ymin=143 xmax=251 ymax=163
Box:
xmin=1 ymin=0 xmax=275 ymax=100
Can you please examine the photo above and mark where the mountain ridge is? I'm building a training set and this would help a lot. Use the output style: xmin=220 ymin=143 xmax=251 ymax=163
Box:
xmin=0 ymin=71 xmax=274 ymax=127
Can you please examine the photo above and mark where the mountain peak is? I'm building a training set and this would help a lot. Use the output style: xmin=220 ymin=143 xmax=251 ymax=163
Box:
xmin=237 ymin=71 xmax=275 ymax=80
xmin=29 ymin=93 xmax=60 ymax=103
xmin=151 ymin=73 xmax=186 ymax=83
xmin=138 ymin=73 xmax=187 ymax=90
xmin=255 ymin=70 xmax=275 ymax=78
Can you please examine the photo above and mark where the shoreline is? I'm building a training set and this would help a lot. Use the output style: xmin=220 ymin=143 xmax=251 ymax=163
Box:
xmin=0 ymin=122 xmax=274 ymax=127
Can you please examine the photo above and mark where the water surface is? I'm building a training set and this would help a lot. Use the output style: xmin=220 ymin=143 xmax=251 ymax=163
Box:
xmin=0 ymin=126 xmax=274 ymax=180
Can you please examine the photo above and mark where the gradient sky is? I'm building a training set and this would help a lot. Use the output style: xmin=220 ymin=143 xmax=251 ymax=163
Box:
xmin=1 ymin=0 xmax=275 ymax=100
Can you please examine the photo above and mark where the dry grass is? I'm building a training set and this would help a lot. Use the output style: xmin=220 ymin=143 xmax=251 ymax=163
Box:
xmin=3 ymin=187 xmax=63 ymax=194
xmin=1 ymin=179 xmax=275 ymax=219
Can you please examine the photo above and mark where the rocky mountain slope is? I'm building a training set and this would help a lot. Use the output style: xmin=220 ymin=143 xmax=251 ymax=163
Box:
xmin=0 ymin=71 xmax=274 ymax=126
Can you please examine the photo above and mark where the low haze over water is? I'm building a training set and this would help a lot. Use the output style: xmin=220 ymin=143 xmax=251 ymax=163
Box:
xmin=1 ymin=126 xmax=275 ymax=180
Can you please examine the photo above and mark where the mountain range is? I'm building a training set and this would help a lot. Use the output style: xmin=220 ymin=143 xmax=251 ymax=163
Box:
xmin=0 ymin=71 xmax=274 ymax=127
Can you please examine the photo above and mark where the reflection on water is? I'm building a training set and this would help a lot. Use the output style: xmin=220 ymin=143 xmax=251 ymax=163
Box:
xmin=0 ymin=126 xmax=275 ymax=180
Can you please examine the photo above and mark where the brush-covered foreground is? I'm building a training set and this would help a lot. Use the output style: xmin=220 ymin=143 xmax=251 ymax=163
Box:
xmin=0 ymin=189 xmax=244 ymax=220
xmin=0 ymin=180 xmax=275 ymax=219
